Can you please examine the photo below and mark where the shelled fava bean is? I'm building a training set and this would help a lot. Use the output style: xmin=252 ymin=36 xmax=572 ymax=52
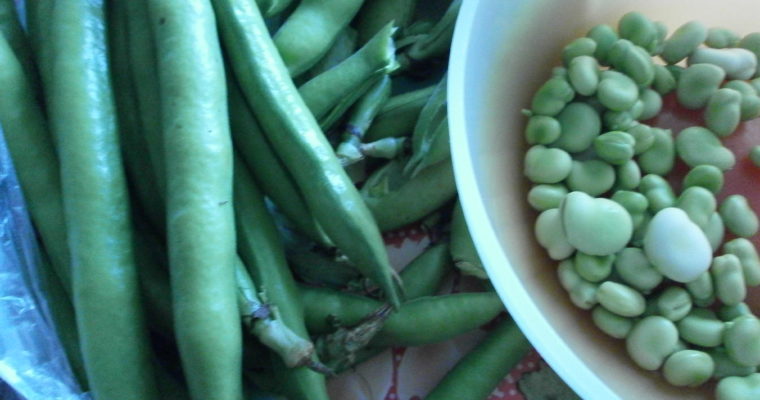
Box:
xmin=523 ymin=11 xmax=760 ymax=398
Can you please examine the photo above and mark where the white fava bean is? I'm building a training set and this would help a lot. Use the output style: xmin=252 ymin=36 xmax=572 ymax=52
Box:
xmin=535 ymin=208 xmax=575 ymax=260
xmin=643 ymin=208 xmax=712 ymax=283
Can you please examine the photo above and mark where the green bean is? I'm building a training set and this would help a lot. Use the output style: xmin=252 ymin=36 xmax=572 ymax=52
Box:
xmin=336 ymin=75 xmax=392 ymax=165
xmin=228 ymin=82 xmax=332 ymax=247
xmin=638 ymin=127 xmax=674 ymax=175
xmin=586 ymin=24 xmax=617 ymax=65
xmin=530 ymin=75 xmax=575 ymax=116
xmin=724 ymin=238 xmax=760 ymax=287
xmin=677 ymin=63 xmax=726 ymax=109
xmin=553 ymin=102 xmax=602 ymax=152
xmin=362 ymin=156 xmax=455 ymax=232
xmin=561 ymin=191 xmax=632 ymax=256
xmin=566 ymin=160 xmax=615 ymax=196
xmin=562 ymin=37 xmax=597 ymax=66
xmin=707 ymin=27 xmax=741 ymax=48
xmin=626 ymin=316 xmax=679 ymax=370
xmin=406 ymin=75 xmax=449 ymax=176
xmin=716 ymin=373 xmax=760 ymax=399
xmin=678 ymin=308 xmax=725 ymax=348
xmin=451 ymin=201 xmax=487 ymax=279
xmin=0 ymin=32 xmax=71 ymax=292
xmin=299 ymin=23 xmax=398 ymax=129
xmin=425 ymin=318 xmax=530 ymax=400
xmin=719 ymin=195 xmax=759 ymax=237
xmin=725 ymin=316 xmax=760 ymax=367
xmin=662 ymin=350 xmax=714 ymax=387
xmin=234 ymin=157 xmax=329 ymax=399
xmin=675 ymin=126 xmax=735 ymax=171
xmin=215 ymin=0 xmax=402 ymax=308
xmin=365 ymin=85 xmax=434 ymax=142
xmin=661 ymin=21 xmax=708 ymax=64
xmin=527 ymin=184 xmax=568 ymax=211
xmin=705 ymin=88 xmax=742 ymax=137
xmin=613 ymin=247 xmax=663 ymax=293
xmin=273 ymin=0 xmax=365 ymax=77
xmin=50 ymin=1 xmax=159 ymax=398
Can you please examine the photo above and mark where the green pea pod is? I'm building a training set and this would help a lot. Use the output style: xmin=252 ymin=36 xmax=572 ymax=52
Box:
xmin=273 ymin=0 xmax=365 ymax=77
xmin=234 ymin=157 xmax=330 ymax=400
xmin=214 ymin=0 xmax=402 ymax=308
xmin=362 ymin=156 xmax=456 ymax=232
xmin=405 ymin=75 xmax=449 ymax=177
xmin=307 ymin=27 xmax=358 ymax=79
xmin=299 ymin=22 xmax=398 ymax=130
xmin=337 ymin=75 xmax=392 ymax=165
xmin=354 ymin=0 xmax=417 ymax=43
xmin=359 ymin=137 xmax=408 ymax=159
xmin=256 ymin=0 xmax=293 ymax=18
xmin=0 ymin=31 xmax=71 ymax=292
xmin=365 ymin=85 xmax=435 ymax=142
xmin=451 ymin=200 xmax=487 ymax=279
xmin=0 ymin=0 xmax=39 ymax=92
xmin=51 ymin=1 xmax=159 ymax=398
xmin=401 ymin=242 xmax=453 ymax=299
xmin=401 ymin=0 xmax=461 ymax=64
xmin=426 ymin=318 xmax=530 ymax=400
xmin=26 ymin=2 xmax=53 ymax=88
xmin=229 ymin=82 xmax=332 ymax=247
xmin=287 ymin=249 xmax=362 ymax=289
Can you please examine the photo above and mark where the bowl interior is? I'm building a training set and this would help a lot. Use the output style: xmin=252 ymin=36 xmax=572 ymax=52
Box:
xmin=449 ymin=1 xmax=760 ymax=399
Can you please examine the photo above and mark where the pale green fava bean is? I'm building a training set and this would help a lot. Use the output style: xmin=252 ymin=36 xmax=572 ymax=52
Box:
xmin=677 ymin=63 xmax=726 ymax=109
xmin=709 ymin=347 xmax=758 ymax=380
xmin=525 ymin=115 xmax=561 ymax=145
xmin=626 ymin=316 xmax=679 ymax=370
xmin=666 ymin=65 xmax=685 ymax=81
xmin=574 ymin=252 xmax=614 ymax=282
xmin=678 ymin=308 xmax=725 ymax=348
xmin=611 ymin=190 xmax=648 ymax=229
xmin=524 ymin=145 xmax=572 ymax=184
xmin=651 ymin=21 xmax=668 ymax=55
xmin=562 ymin=37 xmax=596 ymax=66
xmin=593 ymin=131 xmax=635 ymax=165
xmin=568 ymin=55 xmax=600 ymax=96
xmin=553 ymin=102 xmax=601 ymax=153
xmin=712 ymin=254 xmax=747 ymax=307
xmin=724 ymin=238 xmax=760 ymax=287
xmin=603 ymin=109 xmax=637 ymax=131
xmin=608 ymin=39 xmax=655 ymax=86
xmin=675 ymin=126 xmax=735 ymax=171
xmin=630 ymin=212 xmax=651 ymax=248
xmin=682 ymin=164 xmax=724 ymax=194
xmin=662 ymin=350 xmax=714 ymax=387
xmin=657 ymin=286 xmax=692 ymax=322
xmin=739 ymin=32 xmax=760 ymax=78
xmin=707 ymin=28 xmax=741 ymax=49
xmin=638 ymin=127 xmax=675 ymax=175
xmin=535 ymin=208 xmax=574 ymax=261
xmin=722 ymin=80 xmax=760 ymax=121
xmin=716 ymin=373 xmax=760 ymax=400
xmin=626 ymin=124 xmax=655 ymax=154
xmin=561 ymin=191 xmax=633 ymax=256
xmin=703 ymin=212 xmax=725 ymax=252
xmin=531 ymin=76 xmax=575 ymax=116
xmin=597 ymin=281 xmax=646 ymax=317
xmin=720 ymin=195 xmax=760 ymax=238
xmin=629 ymin=99 xmax=644 ymax=120
xmin=751 ymin=146 xmax=760 ymax=166
xmin=615 ymin=160 xmax=641 ymax=191
xmin=557 ymin=259 xmax=599 ymax=309
xmin=592 ymin=306 xmax=633 ymax=339
xmin=618 ymin=12 xmax=657 ymax=50
xmin=688 ymin=48 xmax=758 ymax=80
xmin=639 ymin=174 xmax=676 ymax=212
xmin=638 ymin=89 xmax=662 ymax=120
xmin=653 ymin=64 xmax=677 ymax=95
xmin=586 ymin=24 xmax=618 ymax=65
xmin=725 ymin=315 xmax=760 ymax=367
xmin=719 ymin=303 xmax=753 ymax=322
xmin=527 ymin=184 xmax=568 ymax=211
xmin=685 ymin=272 xmax=715 ymax=308
xmin=676 ymin=186 xmax=717 ymax=229
xmin=566 ymin=160 xmax=615 ymax=196
xmin=661 ymin=20 xmax=708 ymax=64
xmin=705 ymin=88 xmax=742 ymax=137
xmin=597 ymin=70 xmax=640 ymax=111
xmin=614 ymin=247 xmax=663 ymax=293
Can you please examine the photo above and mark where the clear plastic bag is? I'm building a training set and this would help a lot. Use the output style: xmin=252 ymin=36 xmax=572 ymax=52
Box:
xmin=0 ymin=124 xmax=85 ymax=399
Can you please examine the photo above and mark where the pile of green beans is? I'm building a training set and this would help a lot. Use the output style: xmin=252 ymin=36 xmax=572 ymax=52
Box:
xmin=525 ymin=11 xmax=760 ymax=398
xmin=0 ymin=0 xmax=534 ymax=399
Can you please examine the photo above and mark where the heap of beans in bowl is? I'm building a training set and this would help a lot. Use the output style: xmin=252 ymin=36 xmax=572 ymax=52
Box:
xmin=522 ymin=12 xmax=760 ymax=399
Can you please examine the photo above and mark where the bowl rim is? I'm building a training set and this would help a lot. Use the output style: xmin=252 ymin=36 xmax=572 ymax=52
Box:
xmin=447 ymin=1 xmax=621 ymax=399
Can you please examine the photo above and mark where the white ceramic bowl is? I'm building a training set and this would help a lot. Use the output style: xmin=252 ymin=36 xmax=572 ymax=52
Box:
xmin=448 ymin=1 xmax=760 ymax=399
